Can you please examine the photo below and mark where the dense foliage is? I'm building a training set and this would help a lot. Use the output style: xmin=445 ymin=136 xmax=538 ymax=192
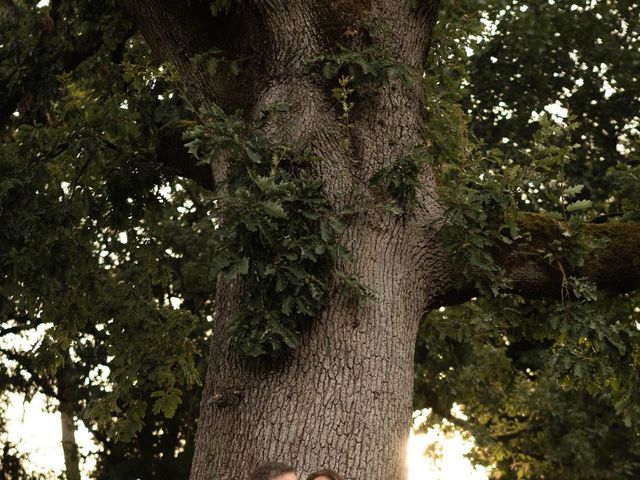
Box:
xmin=1 ymin=1 xmax=211 ymax=476
xmin=414 ymin=1 xmax=640 ymax=478
xmin=0 ymin=0 xmax=638 ymax=479
xmin=184 ymin=104 xmax=351 ymax=357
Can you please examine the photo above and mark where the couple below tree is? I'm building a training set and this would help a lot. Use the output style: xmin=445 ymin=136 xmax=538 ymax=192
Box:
xmin=249 ymin=462 xmax=344 ymax=480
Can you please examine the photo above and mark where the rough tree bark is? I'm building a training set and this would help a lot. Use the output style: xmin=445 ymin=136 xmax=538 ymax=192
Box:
xmin=121 ymin=1 xmax=640 ymax=479
xmin=124 ymin=2 xmax=442 ymax=478
xmin=188 ymin=3 xmax=443 ymax=478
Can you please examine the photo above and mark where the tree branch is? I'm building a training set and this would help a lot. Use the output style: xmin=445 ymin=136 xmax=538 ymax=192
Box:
xmin=434 ymin=213 xmax=640 ymax=307
xmin=157 ymin=121 xmax=215 ymax=190
xmin=0 ymin=348 xmax=57 ymax=398
xmin=121 ymin=0 xmax=265 ymax=114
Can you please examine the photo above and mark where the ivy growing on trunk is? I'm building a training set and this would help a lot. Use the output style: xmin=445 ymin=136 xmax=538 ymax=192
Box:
xmin=184 ymin=105 xmax=353 ymax=357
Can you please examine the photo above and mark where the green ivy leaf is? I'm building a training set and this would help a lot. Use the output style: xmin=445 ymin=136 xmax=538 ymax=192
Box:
xmin=563 ymin=184 xmax=584 ymax=196
xmin=223 ymin=257 xmax=249 ymax=280
xmin=151 ymin=388 xmax=182 ymax=418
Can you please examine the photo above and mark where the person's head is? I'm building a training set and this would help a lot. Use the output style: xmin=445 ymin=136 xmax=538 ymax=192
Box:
xmin=305 ymin=469 xmax=344 ymax=480
xmin=248 ymin=462 xmax=297 ymax=480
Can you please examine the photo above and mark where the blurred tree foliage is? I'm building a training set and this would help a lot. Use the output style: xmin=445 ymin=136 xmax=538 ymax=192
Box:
xmin=0 ymin=0 xmax=213 ymax=477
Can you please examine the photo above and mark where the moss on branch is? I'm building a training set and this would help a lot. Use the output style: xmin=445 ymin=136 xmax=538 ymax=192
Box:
xmin=498 ymin=213 xmax=640 ymax=297
xmin=437 ymin=213 xmax=640 ymax=307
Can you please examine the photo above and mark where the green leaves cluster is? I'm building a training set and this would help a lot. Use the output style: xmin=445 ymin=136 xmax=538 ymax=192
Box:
xmin=468 ymin=0 xmax=640 ymax=205
xmin=308 ymin=18 xmax=416 ymax=98
xmin=1 ymin=5 xmax=214 ymax=467
xmin=417 ymin=293 xmax=640 ymax=479
xmin=414 ymin=3 xmax=640 ymax=477
xmin=209 ymin=0 xmax=233 ymax=16
xmin=370 ymin=144 xmax=427 ymax=212
xmin=435 ymin=114 xmax=608 ymax=295
xmin=185 ymin=105 xmax=349 ymax=358
xmin=0 ymin=76 xmax=210 ymax=439
xmin=309 ymin=43 xmax=415 ymax=90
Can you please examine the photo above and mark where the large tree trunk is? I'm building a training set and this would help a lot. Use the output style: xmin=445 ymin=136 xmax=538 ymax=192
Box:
xmin=123 ymin=1 xmax=442 ymax=479
xmin=186 ymin=2 xmax=444 ymax=476
xmin=120 ymin=1 xmax=640 ymax=477
xmin=191 ymin=218 xmax=441 ymax=479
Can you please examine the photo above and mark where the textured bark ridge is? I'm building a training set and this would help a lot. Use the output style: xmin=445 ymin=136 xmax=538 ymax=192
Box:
xmin=194 ymin=222 xmax=435 ymax=479
xmin=122 ymin=1 xmax=446 ymax=478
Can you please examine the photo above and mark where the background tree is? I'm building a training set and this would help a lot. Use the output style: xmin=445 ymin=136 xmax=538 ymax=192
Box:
xmin=0 ymin=1 xmax=638 ymax=480
xmin=1 ymin=1 xmax=213 ymax=477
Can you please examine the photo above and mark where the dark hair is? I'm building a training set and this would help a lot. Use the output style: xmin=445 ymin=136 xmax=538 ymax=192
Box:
xmin=306 ymin=469 xmax=344 ymax=480
xmin=249 ymin=462 xmax=296 ymax=480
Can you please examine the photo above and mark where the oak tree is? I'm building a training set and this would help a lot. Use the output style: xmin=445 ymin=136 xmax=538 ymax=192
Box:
xmin=1 ymin=1 xmax=639 ymax=479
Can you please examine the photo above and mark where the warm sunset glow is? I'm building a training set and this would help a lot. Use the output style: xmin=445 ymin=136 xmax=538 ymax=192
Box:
xmin=407 ymin=409 xmax=490 ymax=480
xmin=7 ymin=396 xmax=489 ymax=479
xmin=5 ymin=392 xmax=97 ymax=479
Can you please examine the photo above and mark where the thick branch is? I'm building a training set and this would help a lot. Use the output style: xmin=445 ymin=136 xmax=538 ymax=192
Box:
xmin=434 ymin=213 xmax=640 ymax=307
xmin=122 ymin=0 xmax=265 ymax=114
xmin=157 ymin=121 xmax=215 ymax=190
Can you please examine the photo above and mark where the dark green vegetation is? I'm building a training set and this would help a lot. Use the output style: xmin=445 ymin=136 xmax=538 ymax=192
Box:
xmin=415 ymin=1 xmax=640 ymax=478
xmin=184 ymin=104 xmax=353 ymax=357
xmin=0 ymin=0 xmax=639 ymax=479
xmin=1 ymin=2 xmax=212 ymax=476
